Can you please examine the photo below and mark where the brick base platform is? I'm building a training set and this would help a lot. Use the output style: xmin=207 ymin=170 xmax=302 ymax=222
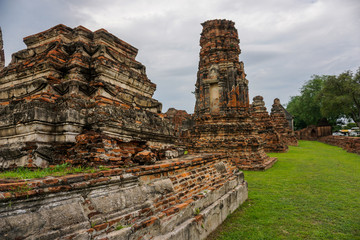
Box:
xmin=0 ymin=154 xmax=247 ymax=240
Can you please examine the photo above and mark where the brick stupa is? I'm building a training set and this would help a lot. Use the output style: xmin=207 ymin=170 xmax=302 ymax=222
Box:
xmin=250 ymin=96 xmax=288 ymax=152
xmin=190 ymin=20 xmax=277 ymax=170
xmin=270 ymin=98 xmax=298 ymax=146
xmin=0 ymin=24 xmax=176 ymax=169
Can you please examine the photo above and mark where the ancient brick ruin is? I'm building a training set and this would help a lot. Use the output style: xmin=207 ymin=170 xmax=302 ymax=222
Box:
xmin=295 ymin=118 xmax=332 ymax=141
xmin=270 ymin=98 xmax=298 ymax=146
xmin=0 ymin=24 xmax=177 ymax=169
xmin=0 ymin=22 xmax=249 ymax=240
xmin=190 ymin=20 xmax=277 ymax=170
xmin=295 ymin=125 xmax=332 ymax=140
xmin=250 ymin=96 xmax=287 ymax=152
xmin=0 ymin=19 xmax=304 ymax=239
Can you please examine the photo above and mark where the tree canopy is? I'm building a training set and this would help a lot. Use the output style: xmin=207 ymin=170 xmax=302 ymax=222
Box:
xmin=320 ymin=69 xmax=360 ymax=128
xmin=286 ymin=67 xmax=360 ymax=130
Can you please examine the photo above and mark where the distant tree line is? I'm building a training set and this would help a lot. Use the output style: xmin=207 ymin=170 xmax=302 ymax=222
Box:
xmin=286 ymin=67 xmax=360 ymax=130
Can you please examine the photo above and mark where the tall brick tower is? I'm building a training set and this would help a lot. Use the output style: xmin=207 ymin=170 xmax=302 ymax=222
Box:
xmin=191 ymin=19 xmax=277 ymax=170
xmin=194 ymin=20 xmax=248 ymax=115
xmin=0 ymin=27 xmax=4 ymax=70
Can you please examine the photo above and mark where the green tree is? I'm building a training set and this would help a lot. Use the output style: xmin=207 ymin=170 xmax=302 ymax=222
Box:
xmin=286 ymin=96 xmax=307 ymax=130
xmin=321 ymin=68 xmax=360 ymax=128
xmin=286 ymin=75 xmax=329 ymax=130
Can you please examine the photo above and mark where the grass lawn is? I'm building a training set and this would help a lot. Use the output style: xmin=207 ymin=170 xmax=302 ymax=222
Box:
xmin=207 ymin=140 xmax=360 ymax=240
xmin=0 ymin=163 xmax=110 ymax=180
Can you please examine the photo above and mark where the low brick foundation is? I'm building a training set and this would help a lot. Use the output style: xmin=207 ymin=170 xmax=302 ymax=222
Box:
xmin=318 ymin=136 xmax=360 ymax=154
xmin=0 ymin=154 xmax=247 ymax=240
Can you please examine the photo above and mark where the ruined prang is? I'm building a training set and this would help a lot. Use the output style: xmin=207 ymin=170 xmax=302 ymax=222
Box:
xmin=190 ymin=19 xmax=277 ymax=170
xmin=0 ymin=27 xmax=4 ymax=70
xmin=0 ymin=24 xmax=176 ymax=169
xmin=250 ymin=96 xmax=288 ymax=152
xmin=270 ymin=98 xmax=298 ymax=146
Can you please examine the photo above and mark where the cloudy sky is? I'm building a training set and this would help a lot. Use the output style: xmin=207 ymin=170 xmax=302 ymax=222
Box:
xmin=1 ymin=0 xmax=359 ymax=113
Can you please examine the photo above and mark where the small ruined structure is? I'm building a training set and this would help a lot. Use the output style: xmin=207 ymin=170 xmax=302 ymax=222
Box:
xmin=250 ymin=96 xmax=287 ymax=152
xmin=190 ymin=19 xmax=277 ymax=170
xmin=0 ymin=24 xmax=176 ymax=169
xmin=270 ymin=98 xmax=298 ymax=146
xmin=295 ymin=118 xmax=332 ymax=140
xmin=0 ymin=27 xmax=4 ymax=70
xmin=0 ymin=23 xmax=248 ymax=240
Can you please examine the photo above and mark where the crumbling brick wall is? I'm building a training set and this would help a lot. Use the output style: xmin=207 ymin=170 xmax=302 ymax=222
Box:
xmin=296 ymin=125 xmax=332 ymax=140
xmin=318 ymin=135 xmax=360 ymax=154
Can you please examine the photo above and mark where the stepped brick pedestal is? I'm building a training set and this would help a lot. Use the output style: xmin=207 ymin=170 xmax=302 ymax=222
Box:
xmin=190 ymin=20 xmax=277 ymax=170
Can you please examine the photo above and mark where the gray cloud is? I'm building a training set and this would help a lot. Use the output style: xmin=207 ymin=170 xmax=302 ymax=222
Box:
xmin=1 ymin=0 xmax=359 ymax=112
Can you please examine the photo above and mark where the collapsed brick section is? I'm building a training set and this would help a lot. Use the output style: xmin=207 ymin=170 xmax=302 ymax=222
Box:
xmin=190 ymin=19 xmax=277 ymax=170
xmin=318 ymin=135 xmax=360 ymax=154
xmin=63 ymin=130 xmax=140 ymax=166
xmin=0 ymin=25 xmax=176 ymax=169
xmin=270 ymin=98 xmax=298 ymax=146
xmin=250 ymin=96 xmax=287 ymax=152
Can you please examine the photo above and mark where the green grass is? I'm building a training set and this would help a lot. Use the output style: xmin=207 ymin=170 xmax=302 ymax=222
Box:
xmin=0 ymin=163 xmax=110 ymax=180
xmin=207 ymin=141 xmax=360 ymax=240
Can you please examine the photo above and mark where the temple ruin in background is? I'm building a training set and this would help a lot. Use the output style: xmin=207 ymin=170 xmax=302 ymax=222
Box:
xmin=270 ymin=98 xmax=298 ymax=146
xmin=295 ymin=118 xmax=332 ymax=140
xmin=250 ymin=96 xmax=288 ymax=152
